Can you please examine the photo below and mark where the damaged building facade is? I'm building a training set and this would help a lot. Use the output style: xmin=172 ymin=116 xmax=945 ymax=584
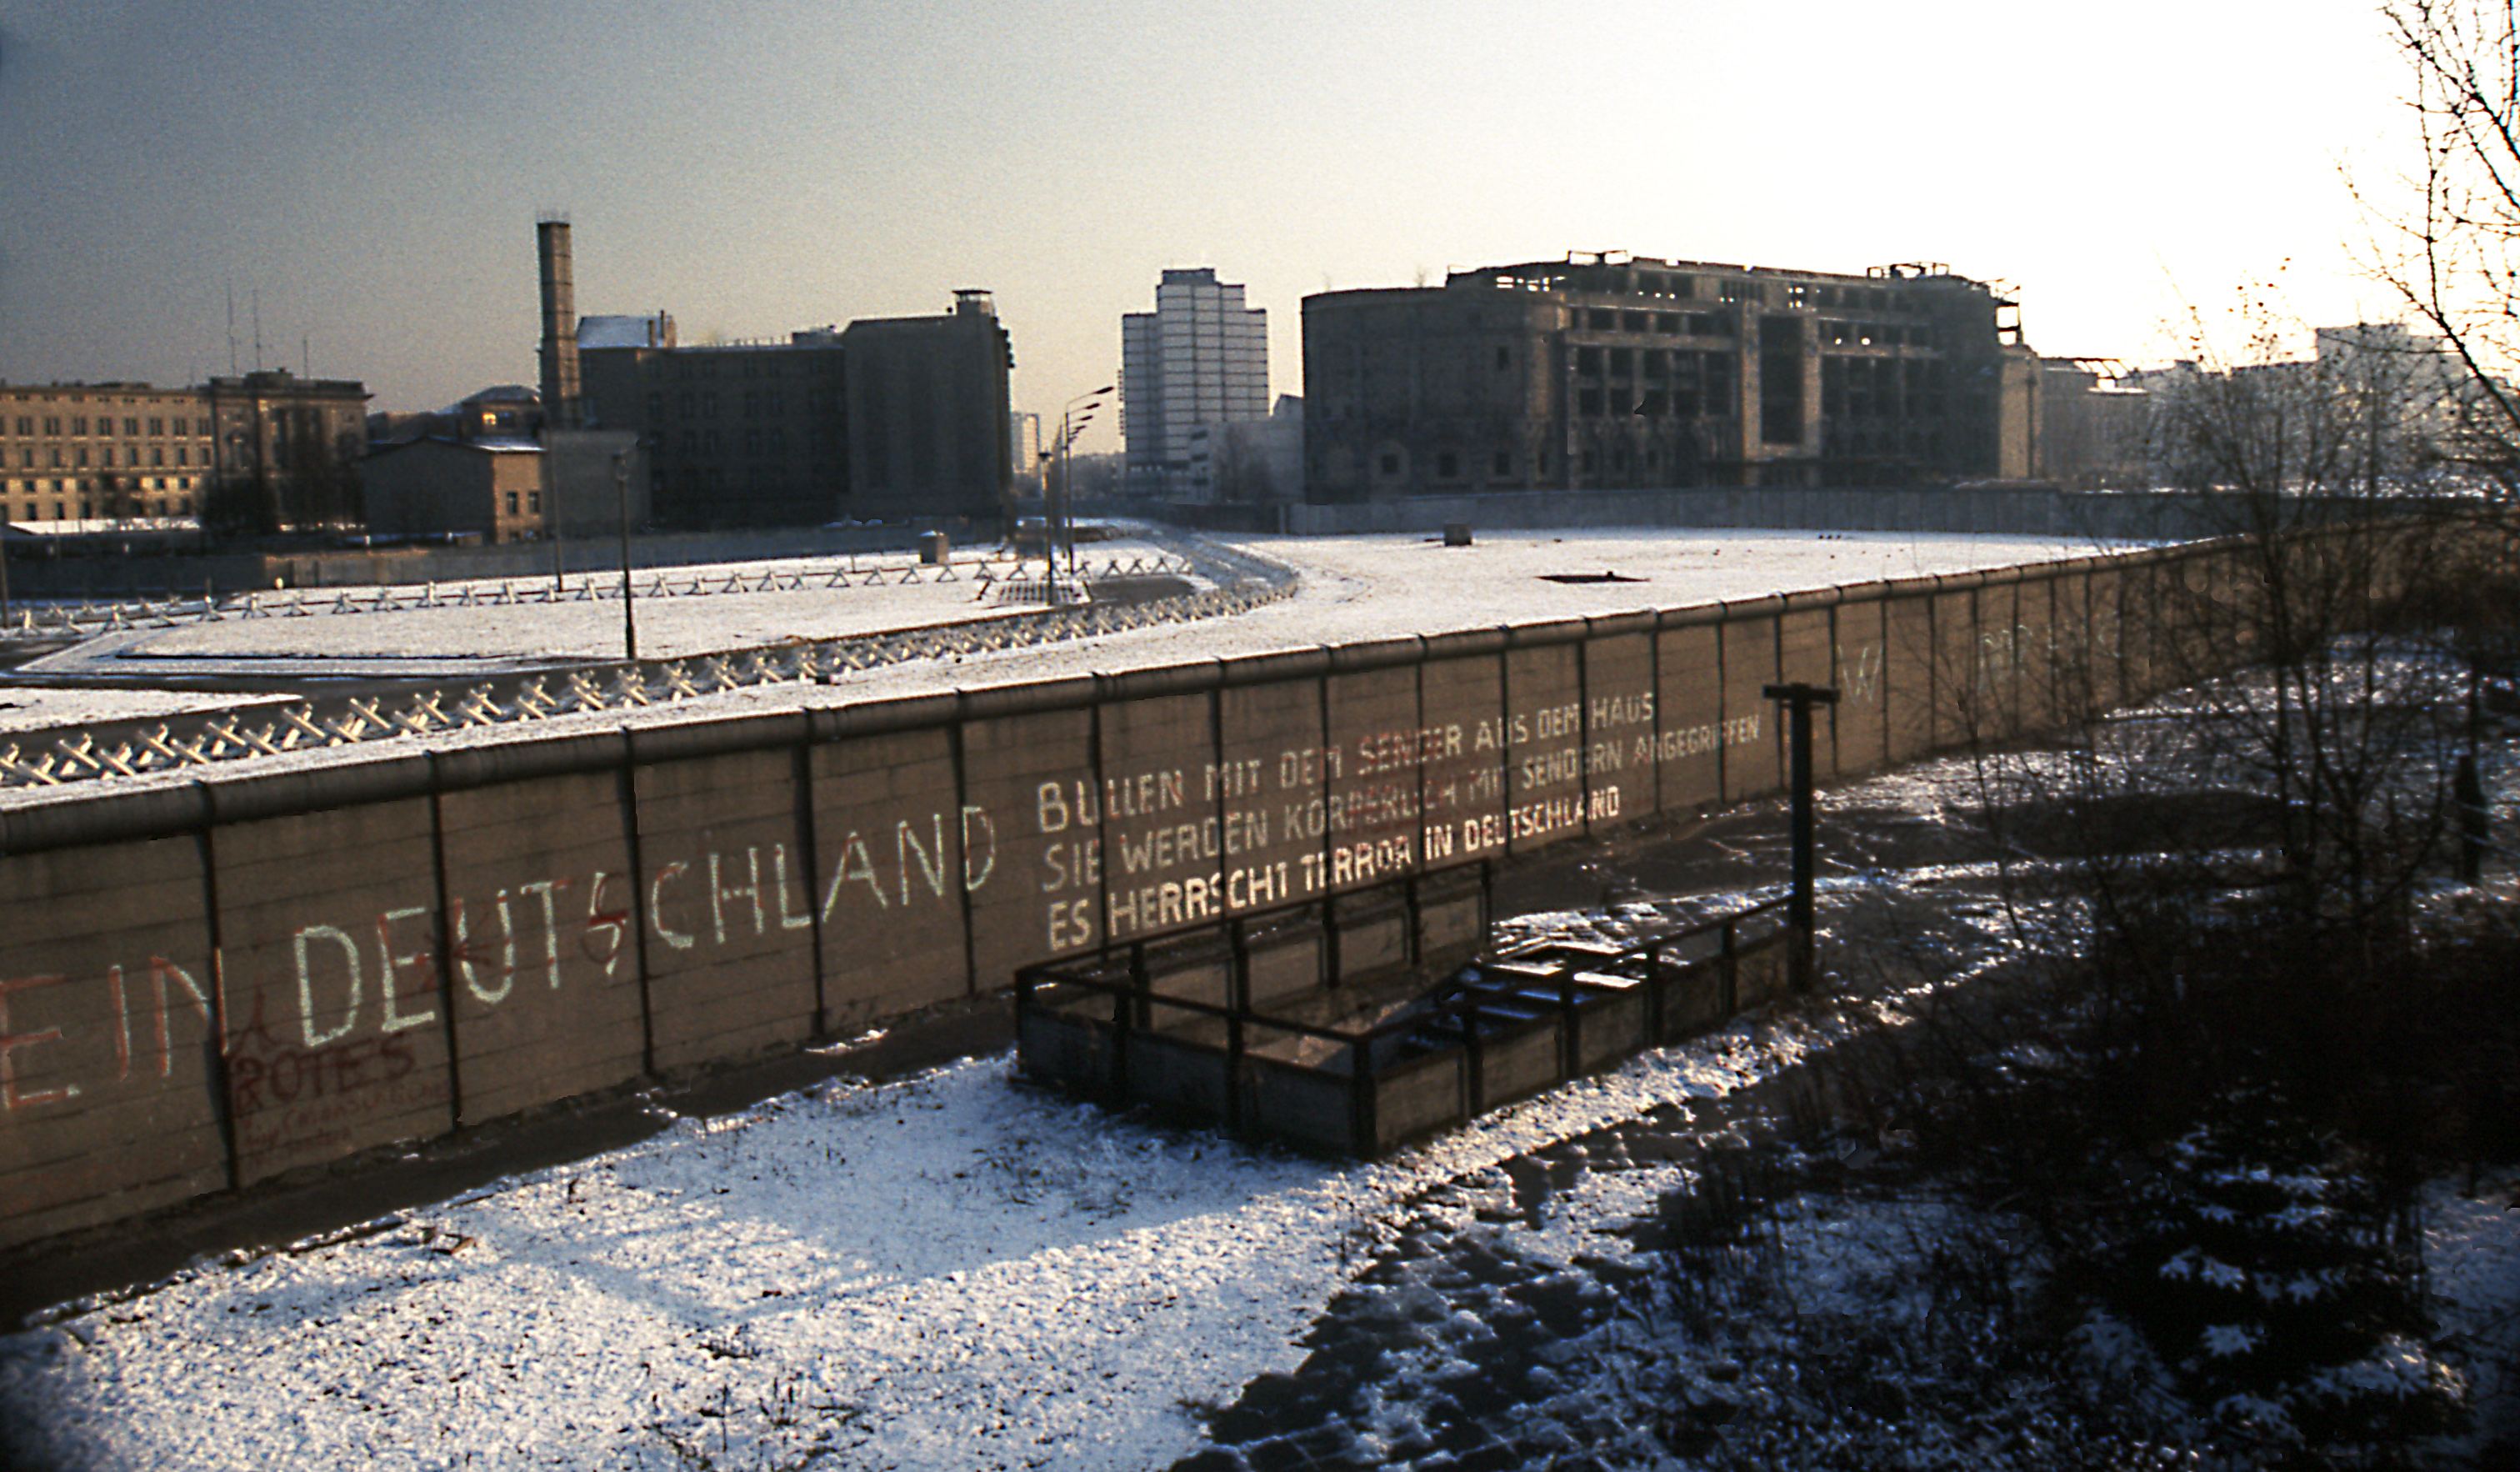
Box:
xmin=1302 ymin=253 xmax=2042 ymax=501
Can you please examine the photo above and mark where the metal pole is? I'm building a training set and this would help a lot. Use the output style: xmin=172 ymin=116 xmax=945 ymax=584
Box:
xmin=549 ymin=452 xmax=567 ymax=593
xmin=1763 ymin=681 xmax=1838 ymax=992
xmin=1057 ymin=409 xmax=1073 ymax=588
xmin=614 ymin=450 xmax=636 ymax=663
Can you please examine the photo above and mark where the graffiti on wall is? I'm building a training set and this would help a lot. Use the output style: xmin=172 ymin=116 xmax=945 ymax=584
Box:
xmin=8 ymin=553 xmax=2223 ymax=1243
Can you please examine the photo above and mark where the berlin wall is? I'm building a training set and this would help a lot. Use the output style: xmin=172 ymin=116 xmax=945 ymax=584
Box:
xmin=0 ymin=538 xmax=2233 ymax=1249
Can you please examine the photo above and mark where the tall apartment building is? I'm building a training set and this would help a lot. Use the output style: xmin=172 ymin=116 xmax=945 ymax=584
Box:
xmin=1121 ymin=268 xmax=1269 ymax=498
xmin=1302 ymin=253 xmax=2041 ymax=501
xmin=1 ymin=370 xmax=368 ymax=529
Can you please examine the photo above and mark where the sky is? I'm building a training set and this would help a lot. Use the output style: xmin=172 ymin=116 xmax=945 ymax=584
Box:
xmin=0 ymin=0 xmax=2421 ymax=453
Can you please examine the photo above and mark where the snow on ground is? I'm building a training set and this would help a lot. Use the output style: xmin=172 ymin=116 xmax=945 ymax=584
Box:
xmin=0 ymin=687 xmax=292 ymax=736
xmin=16 ymin=546 xmax=1167 ymax=678
xmin=0 ymin=527 xmax=2099 ymax=802
xmin=21 ymin=528 xmax=2090 ymax=678
xmin=0 ymin=1005 xmax=1838 ymax=1472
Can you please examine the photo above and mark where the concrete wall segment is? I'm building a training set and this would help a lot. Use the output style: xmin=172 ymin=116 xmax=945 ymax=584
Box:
xmin=211 ymin=797 xmax=456 ymax=1184
xmin=435 ymin=769 xmax=644 ymax=1125
xmin=0 ymin=783 xmax=212 ymax=858
xmin=1585 ymin=610 xmax=1656 ymax=641
xmin=1418 ymin=628 xmax=1508 ymax=661
xmin=428 ymin=731 xmax=632 ymax=794
xmin=808 ymin=727 xmax=972 ymax=1027
xmin=204 ymin=755 xmax=438 ymax=828
xmin=625 ymin=710 xmax=810 ymax=766
xmin=807 ymin=692 xmax=962 ymax=744
xmin=631 ymin=747 xmax=818 ymax=1071
xmin=1325 ymin=637 xmax=1423 ymax=673
xmin=0 ymin=835 xmax=225 ymax=1248
xmin=1095 ymin=661 xmax=1222 ymax=703
xmin=956 ymin=675 xmax=1100 ymax=722
xmin=1504 ymin=618 xmax=1592 ymax=650
xmin=1218 ymin=647 xmax=1332 ymax=686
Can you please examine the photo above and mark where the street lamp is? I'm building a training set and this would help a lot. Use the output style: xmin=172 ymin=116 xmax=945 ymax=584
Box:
xmin=613 ymin=449 xmax=637 ymax=663
xmin=1057 ymin=383 xmax=1112 ymax=588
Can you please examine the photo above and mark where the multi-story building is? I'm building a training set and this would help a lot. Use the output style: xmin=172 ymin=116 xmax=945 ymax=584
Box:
xmin=0 ymin=370 xmax=368 ymax=528
xmin=582 ymin=333 xmax=848 ymax=529
xmin=575 ymin=293 xmax=1011 ymax=528
xmin=1122 ymin=268 xmax=1270 ymax=498
xmin=840 ymin=291 xmax=1016 ymax=523
xmin=1301 ymin=253 xmax=2041 ymax=501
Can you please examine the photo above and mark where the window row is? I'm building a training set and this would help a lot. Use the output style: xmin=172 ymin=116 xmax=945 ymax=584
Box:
xmin=6 ymin=415 xmax=211 ymax=438
xmin=16 ymin=444 xmax=202 ymax=469
xmin=6 ymin=493 xmax=198 ymax=521
xmin=1579 ymin=308 xmax=1736 ymax=337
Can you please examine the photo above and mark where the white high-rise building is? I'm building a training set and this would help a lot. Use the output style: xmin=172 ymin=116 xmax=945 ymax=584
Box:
xmin=1122 ymin=268 xmax=1268 ymax=498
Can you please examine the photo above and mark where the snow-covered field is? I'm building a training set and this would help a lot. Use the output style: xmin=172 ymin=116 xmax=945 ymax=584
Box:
xmin=0 ymin=984 xmax=1844 ymax=1470
xmin=0 ymin=527 xmax=2090 ymax=741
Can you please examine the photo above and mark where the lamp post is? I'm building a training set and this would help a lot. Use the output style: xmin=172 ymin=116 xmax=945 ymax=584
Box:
xmin=613 ymin=449 xmax=637 ymax=663
xmin=549 ymin=457 xmax=567 ymax=594
xmin=1057 ymin=383 xmax=1112 ymax=588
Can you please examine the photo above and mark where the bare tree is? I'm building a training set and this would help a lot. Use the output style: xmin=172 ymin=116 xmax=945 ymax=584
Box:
xmin=2368 ymin=0 xmax=2520 ymax=495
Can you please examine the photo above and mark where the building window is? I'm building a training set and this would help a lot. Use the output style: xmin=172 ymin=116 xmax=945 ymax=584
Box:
xmin=528 ymin=491 xmax=541 ymax=513
xmin=148 ymin=418 xmax=163 ymax=436
xmin=506 ymin=491 xmax=519 ymax=515
xmin=1378 ymin=452 xmax=1400 ymax=475
xmin=1495 ymin=346 xmax=1511 ymax=370
xmin=1493 ymin=451 xmax=1512 ymax=476
xmin=1436 ymin=451 xmax=1458 ymax=478
xmin=71 ymin=417 xmax=87 ymax=436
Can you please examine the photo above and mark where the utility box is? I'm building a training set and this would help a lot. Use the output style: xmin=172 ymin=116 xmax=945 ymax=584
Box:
xmin=1443 ymin=523 xmax=1473 ymax=547
xmin=918 ymin=530 xmax=951 ymax=565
